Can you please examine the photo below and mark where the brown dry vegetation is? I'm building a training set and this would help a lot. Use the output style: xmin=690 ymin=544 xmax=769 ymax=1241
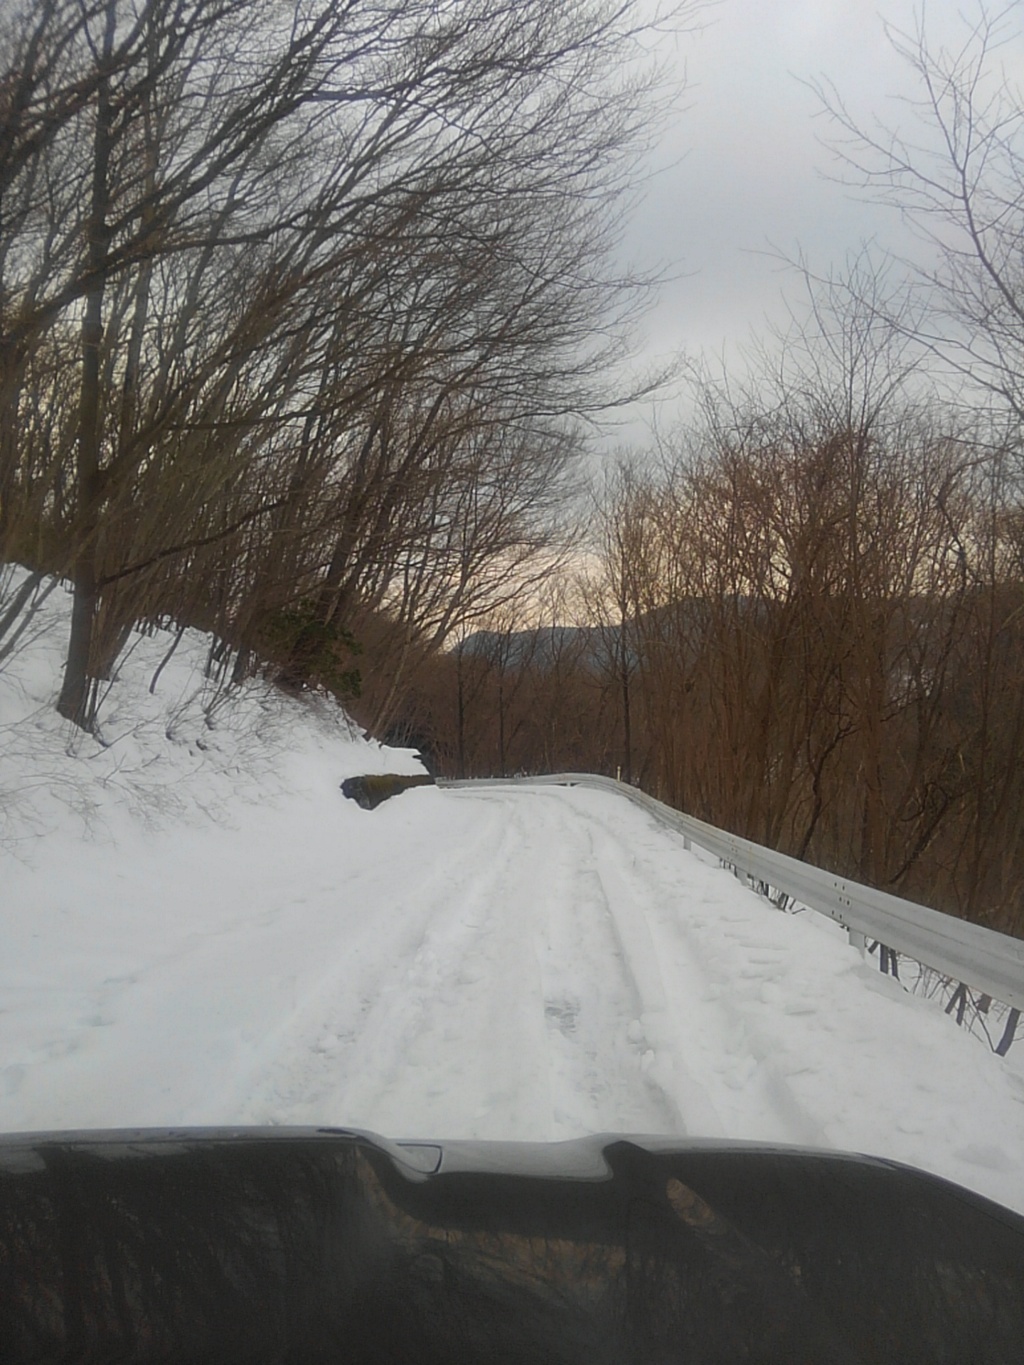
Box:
xmin=0 ymin=0 xmax=677 ymax=725
xmin=397 ymin=411 xmax=1024 ymax=938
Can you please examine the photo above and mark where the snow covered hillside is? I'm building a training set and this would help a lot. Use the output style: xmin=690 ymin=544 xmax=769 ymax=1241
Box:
xmin=3 ymin=571 xmax=1024 ymax=1217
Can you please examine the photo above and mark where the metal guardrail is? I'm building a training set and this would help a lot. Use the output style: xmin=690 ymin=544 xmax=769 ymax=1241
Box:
xmin=440 ymin=773 xmax=1024 ymax=1016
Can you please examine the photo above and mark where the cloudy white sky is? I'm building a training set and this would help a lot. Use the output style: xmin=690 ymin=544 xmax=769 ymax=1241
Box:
xmin=612 ymin=0 xmax=1024 ymax=436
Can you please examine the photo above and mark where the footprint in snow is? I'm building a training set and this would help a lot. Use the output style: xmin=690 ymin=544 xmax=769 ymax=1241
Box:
xmin=544 ymin=998 xmax=579 ymax=1036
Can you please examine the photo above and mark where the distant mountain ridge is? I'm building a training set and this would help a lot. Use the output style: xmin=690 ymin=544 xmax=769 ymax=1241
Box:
xmin=455 ymin=600 xmax=720 ymax=671
xmin=456 ymin=625 xmax=612 ymax=670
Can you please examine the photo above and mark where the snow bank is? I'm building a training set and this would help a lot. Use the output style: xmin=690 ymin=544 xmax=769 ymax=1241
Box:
xmin=0 ymin=567 xmax=423 ymax=845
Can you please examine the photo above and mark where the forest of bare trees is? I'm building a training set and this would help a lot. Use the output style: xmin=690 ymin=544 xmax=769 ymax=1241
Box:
xmin=0 ymin=0 xmax=672 ymax=725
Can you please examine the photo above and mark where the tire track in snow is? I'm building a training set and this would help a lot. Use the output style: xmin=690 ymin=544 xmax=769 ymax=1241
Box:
xmin=335 ymin=796 xmax=552 ymax=1136
xmin=247 ymin=792 xmax=564 ymax=1133
xmin=578 ymin=830 xmax=728 ymax=1139
xmin=577 ymin=792 xmax=830 ymax=1147
xmin=275 ymin=784 xmax=701 ymax=1141
xmin=525 ymin=793 xmax=686 ymax=1138
xmin=244 ymin=782 xmax=826 ymax=1147
xmin=439 ymin=788 xmax=702 ymax=1139
xmin=338 ymin=787 xmax=686 ymax=1140
xmin=240 ymin=795 xmax=531 ymax=1124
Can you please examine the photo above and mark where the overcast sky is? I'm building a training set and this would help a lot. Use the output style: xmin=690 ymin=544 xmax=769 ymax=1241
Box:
xmin=610 ymin=0 xmax=1024 ymax=439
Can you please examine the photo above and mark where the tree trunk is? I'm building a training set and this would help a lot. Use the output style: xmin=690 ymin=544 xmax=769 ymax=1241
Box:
xmin=619 ymin=617 xmax=632 ymax=786
xmin=456 ymin=650 xmax=466 ymax=779
xmin=57 ymin=0 xmax=117 ymax=729
xmin=498 ymin=672 xmax=506 ymax=777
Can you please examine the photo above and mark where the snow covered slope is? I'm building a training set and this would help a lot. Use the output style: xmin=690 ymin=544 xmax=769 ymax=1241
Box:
xmin=0 ymin=570 xmax=423 ymax=844
xmin=3 ymin=572 xmax=1024 ymax=1216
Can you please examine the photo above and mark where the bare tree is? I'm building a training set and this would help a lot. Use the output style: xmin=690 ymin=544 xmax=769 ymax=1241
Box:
xmin=0 ymin=0 xmax=697 ymax=728
xmin=816 ymin=4 xmax=1024 ymax=430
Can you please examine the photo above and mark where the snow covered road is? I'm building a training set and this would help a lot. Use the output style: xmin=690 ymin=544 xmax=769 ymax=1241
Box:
xmin=5 ymin=750 xmax=1024 ymax=1215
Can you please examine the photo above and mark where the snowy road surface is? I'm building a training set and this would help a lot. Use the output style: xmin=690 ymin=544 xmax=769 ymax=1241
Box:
xmin=4 ymin=756 xmax=1024 ymax=1215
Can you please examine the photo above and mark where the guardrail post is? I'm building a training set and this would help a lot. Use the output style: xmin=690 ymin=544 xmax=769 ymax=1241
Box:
xmin=945 ymin=983 xmax=968 ymax=1026
xmin=848 ymin=929 xmax=866 ymax=955
xmin=876 ymin=945 xmax=899 ymax=978
xmin=996 ymin=1008 xmax=1020 ymax=1057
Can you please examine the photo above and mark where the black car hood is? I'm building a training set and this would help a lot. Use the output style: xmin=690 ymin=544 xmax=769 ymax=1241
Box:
xmin=2 ymin=1127 xmax=1023 ymax=1363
